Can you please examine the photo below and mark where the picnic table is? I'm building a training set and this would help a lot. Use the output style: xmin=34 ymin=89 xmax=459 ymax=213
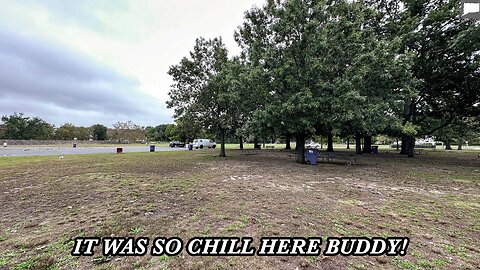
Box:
xmin=319 ymin=152 xmax=358 ymax=165
xmin=241 ymin=149 xmax=259 ymax=155
xmin=286 ymin=151 xmax=359 ymax=165
xmin=414 ymin=149 xmax=427 ymax=155
xmin=385 ymin=149 xmax=428 ymax=155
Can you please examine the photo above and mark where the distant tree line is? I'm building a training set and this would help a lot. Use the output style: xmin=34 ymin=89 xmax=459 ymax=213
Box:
xmin=0 ymin=113 xmax=182 ymax=142
xmin=167 ymin=0 xmax=480 ymax=161
xmin=0 ymin=113 xmax=55 ymax=140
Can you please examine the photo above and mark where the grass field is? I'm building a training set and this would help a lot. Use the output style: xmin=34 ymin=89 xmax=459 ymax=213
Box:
xmin=0 ymin=149 xmax=479 ymax=269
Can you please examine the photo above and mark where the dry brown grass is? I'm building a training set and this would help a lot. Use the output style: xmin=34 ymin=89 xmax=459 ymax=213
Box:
xmin=0 ymin=149 xmax=479 ymax=269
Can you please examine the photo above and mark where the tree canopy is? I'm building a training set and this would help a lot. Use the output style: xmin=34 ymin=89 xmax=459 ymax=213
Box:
xmin=167 ymin=37 xmax=239 ymax=156
xmin=1 ymin=113 xmax=54 ymax=140
xmin=165 ymin=0 xmax=479 ymax=162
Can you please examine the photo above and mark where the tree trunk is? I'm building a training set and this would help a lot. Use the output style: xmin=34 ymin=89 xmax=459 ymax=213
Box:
xmin=406 ymin=135 xmax=415 ymax=157
xmin=320 ymin=137 xmax=323 ymax=149
xmin=220 ymin=130 xmax=226 ymax=157
xmin=400 ymin=135 xmax=407 ymax=154
xmin=296 ymin=135 xmax=306 ymax=164
xmin=401 ymin=96 xmax=414 ymax=155
xmin=253 ymin=136 xmax=260 ymax=149
xmin=355 ymin=134 xmax=362 ymax=154
xmin=363 ymin=136 xmax=372 ymax=153
xmin=445 ymin=141 xmax=452 ymax=150
xmin=396 ymin=139 xmax=399 ymax=150
xmin=326 ymin=133 xmax=334 ymax=152
xmin=346 ymin=138 xmax=350 ymax=149
xmin=285 ymin=137 xmax=291 ymax=150
xmin=457 ymin=138 xmax=463 ymax=150
xmin=239 ymin=136 xmax=243 ymax=150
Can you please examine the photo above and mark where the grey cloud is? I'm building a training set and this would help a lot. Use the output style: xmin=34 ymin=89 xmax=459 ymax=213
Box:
xmin=18 ymin=0 xmax=130 ymax=34
xmin=0 ymin=28 xmax=172 ymax=126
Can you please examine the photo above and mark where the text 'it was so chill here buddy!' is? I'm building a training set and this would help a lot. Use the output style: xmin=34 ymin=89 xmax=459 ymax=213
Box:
xmin=71 ymin=237 xmax=410 ymax=257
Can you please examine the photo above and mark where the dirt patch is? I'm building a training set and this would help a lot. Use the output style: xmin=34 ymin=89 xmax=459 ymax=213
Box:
xmin=0 ymin=150 xmax=479 ymax=269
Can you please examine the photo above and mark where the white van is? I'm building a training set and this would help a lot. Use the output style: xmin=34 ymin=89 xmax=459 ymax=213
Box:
xmin=192 ymin=139 xmax=216 ymax=149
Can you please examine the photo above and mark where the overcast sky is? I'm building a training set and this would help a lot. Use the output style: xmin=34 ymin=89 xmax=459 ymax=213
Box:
xmin=0 ymin=0 xmax=264 ymax=127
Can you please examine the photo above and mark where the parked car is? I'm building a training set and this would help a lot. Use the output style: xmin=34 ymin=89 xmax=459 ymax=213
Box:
xmin=192 ymin=139 xmax=216 ymax=149
xmin=390 ymin=141 xmax=437 ymax=149
xmin=306 ymin=141 xmax=320 ymax=149
xmin=169 ymin=141 xmax=186 ymax=148
xmin=390 ymin=142 xmax=401 ymax=148
xmin=416 ymin=141 xmax=436 ymax=148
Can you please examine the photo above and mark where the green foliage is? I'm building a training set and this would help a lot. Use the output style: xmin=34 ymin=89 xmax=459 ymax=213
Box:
xmin=1 ymin=113 xmax=54 ymax=140
xmin=397 ymin=0 xmax=480 ymax=135
xmin=174 ymin=114 xmax=205 ymax=143
xmin=164 ymin=124 xmax=178 ymax=141
xmin=234 ymin=0 xmax=414 ymax=160
xmin=433 ymin=116 xmax=480 ymax=145
xmin=145 ymin=124 xmax=171 ymax=141
xmin=129 ymin=227 xmax=143 ymax=235
xmin=233 ymin=0 xmax=479 ymax=157
xmin=54 ymin=123 xmax=91 ymax=140
xmin=12 ymin=258 xmax=36 ymax=270
xmin=110 ymin=121 xmax=145 ymax=142
xmin=402 ymin=122 xmax=418 ymax=136
xmin=167 ymin=37 xmax=240 ymax=156
xmin=91 ymin=124 xmax=108 ymax=141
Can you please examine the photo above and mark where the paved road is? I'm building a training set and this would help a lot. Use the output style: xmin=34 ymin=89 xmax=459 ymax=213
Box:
xmin=0 ymin=146 xmax=188 ymax=157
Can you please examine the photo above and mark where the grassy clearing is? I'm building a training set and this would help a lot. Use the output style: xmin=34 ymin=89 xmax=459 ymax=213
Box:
xmin=0 ymin=149 xmax=479 ymax=269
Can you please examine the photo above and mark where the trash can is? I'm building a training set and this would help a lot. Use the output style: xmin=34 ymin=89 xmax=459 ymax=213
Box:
xmin=116 ymin=147 xmax=123 ymax=154
xmin=72 ymin=143 xmax=77 ymax=148
xmin=305 ymin=148 xmax=318 ymax=165
xmin=150 ymin=145 xmax=155 ymax=152
xmin=188 ymin=144 xmax=193 ymax=150
xmin=371 ymin=146 xmax=379 ymax=154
